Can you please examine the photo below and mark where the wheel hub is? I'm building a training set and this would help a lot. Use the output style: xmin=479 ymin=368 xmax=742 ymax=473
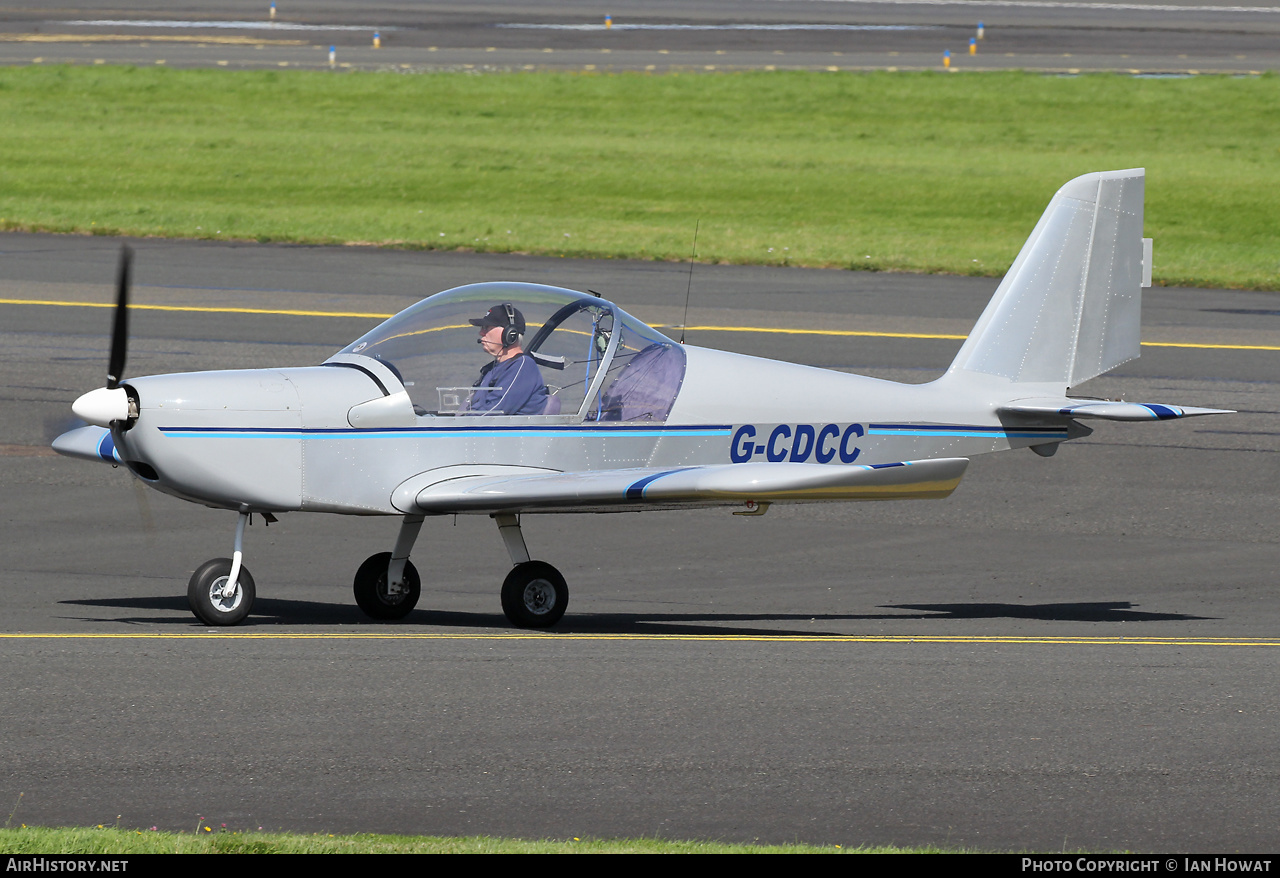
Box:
xmin=209 ymin=576 xmax=242 ymax=612
xmin=378 ymin=577 xmax=406 ymax=605
xmin=522 ymin=579 xmax=556 ymax=615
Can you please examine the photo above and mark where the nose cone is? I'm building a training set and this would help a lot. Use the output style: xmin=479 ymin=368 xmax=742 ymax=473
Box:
xmin=71 ymin=386 xmax=131 ymax=428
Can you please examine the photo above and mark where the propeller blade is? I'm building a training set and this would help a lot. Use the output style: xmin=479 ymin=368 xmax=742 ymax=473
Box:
xmin=106 ymin=245 xmax=132 ymax=390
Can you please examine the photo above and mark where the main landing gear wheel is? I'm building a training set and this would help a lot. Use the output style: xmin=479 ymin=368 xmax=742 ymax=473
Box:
xmin=353 ymin=552 xmax=421 ymax=620
xmin=501 ymin=561 xmax=568 ymax=629
xmin=188 ymin=558 xmax=255 ymax=626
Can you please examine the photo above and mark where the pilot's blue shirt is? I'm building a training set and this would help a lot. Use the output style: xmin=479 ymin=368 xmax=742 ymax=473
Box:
xmin=470 ymin=354 xmax=549 ymax=415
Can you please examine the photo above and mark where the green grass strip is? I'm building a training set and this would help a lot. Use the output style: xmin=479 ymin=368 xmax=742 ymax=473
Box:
xmin=0 ymin=66 xmax=1276 ymax=289
xmin=0 ymin=826 xmax=917 ymax=853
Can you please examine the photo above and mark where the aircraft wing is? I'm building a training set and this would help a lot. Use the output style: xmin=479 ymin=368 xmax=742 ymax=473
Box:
xmin=394 ymin=457 xmax=970 ymax=515
xmin=51 ymin=424 xmax=121 ymax=464
xmin=1000 ymin=398 xmax=1232 ymax=422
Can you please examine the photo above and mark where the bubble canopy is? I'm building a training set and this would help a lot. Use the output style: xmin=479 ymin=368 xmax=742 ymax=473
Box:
xmin=331 ymin=283 xmax=687 ymax=421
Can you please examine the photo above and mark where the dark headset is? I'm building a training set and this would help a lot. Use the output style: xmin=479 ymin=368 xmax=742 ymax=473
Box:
xmin=500 ymin=303 xmax=520 ymax=347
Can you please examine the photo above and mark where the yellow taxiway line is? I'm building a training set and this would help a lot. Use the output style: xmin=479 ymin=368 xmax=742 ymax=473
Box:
xmin=674 ymin=324 xmax=967 ymax=340
xmin=0 ymin=297 xmax=391 ymax=319
xmin=0 ymin=34 xmax=306 ymax=45
xmin=4 ymin=297 xmax=1279 ymax=352
xmin=677 ymin=325 xmax=1280 ymax=351
xmin=1 ymin=632 xmax=1277 ymax=647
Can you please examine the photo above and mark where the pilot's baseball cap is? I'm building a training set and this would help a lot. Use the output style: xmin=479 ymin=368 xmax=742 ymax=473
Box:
xmin=469 ymin=303 xmax=526 ymax=334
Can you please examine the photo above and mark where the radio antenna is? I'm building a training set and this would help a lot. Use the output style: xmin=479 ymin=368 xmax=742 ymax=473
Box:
xmin=679 ymin=219 xmax=700 ymax=345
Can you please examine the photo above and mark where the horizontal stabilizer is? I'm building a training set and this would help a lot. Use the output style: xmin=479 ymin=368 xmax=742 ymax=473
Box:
xmin=1000 ymin=398 xmax=1232 ymax=422
xmin=51 ymin=425 xmax=121 ymax=464
xmin=395 ymin=457 xmax=970 ymax=514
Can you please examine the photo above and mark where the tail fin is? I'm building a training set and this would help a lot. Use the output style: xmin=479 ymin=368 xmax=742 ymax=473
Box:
xmin=946 ymin=169 xmax=1146 ymax=390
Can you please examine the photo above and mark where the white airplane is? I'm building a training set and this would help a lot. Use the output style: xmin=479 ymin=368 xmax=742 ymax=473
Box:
xmin=53 ymin=169 xmax=1228 ymax=628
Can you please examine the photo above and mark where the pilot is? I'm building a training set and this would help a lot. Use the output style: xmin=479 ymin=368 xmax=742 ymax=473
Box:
xmin=468 ymin=303 xmax=550 ymax=415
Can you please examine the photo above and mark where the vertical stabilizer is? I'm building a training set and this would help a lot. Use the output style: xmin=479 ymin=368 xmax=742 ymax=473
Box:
xmin=946 ymin=169 xmax=1145 ymax=389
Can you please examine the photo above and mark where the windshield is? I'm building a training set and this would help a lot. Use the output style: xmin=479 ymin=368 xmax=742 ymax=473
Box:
xmin=331 ymin=282 xmax=686 ymax=421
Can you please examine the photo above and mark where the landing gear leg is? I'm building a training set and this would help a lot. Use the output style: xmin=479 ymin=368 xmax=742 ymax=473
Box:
xmin=493 ymin=513 xmax=567 ymax=629
xmin=187 ymin=509 xmax=256 ymax=626
xmin=353 ymin=514 xmax=423 ymax=620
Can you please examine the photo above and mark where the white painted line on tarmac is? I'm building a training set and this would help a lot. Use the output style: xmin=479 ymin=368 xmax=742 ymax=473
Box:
xmin=65 ymin=20 xmax=387 ymax=31
xmin=498 ymin=23 xmax=934 ymax=30
xmin=772 ymin=0 xmax=1280 ymax=13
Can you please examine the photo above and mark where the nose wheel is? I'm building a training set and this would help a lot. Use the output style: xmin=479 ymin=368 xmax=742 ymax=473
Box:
xmin=188 ymin=558 xmax=256 ymax=626
xmin=187 ymin=510 xmax=256 ymax=626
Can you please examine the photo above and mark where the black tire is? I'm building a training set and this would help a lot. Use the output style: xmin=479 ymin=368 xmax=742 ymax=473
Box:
xmin=353 ymin=552 xmax=421 ymax=620
xmin=187 ymin=558 xmax=255 ymax=626
xmin=501 ymin=561 xmax=568 ymax=629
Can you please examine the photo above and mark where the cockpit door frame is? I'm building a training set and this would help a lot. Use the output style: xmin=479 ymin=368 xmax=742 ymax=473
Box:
xmin=575 ymin=311 xmax=621 ymax=421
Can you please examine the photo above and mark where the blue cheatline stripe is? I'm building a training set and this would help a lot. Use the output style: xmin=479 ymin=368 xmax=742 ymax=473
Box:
xmin=869 ymin=461 xmax=907 ymax=469
xmin=868 ymin=424 xmax=1067 ymax=440
xmin=625 ymin=468 xmax=695 ymax=500
xmin=158 ymin=425 xmax=733 ymax=440
xmin=1141 ymin=404 xmax=1181 ymax=420
xmin=869 ymin=423 xmax=1065 ymax=432
xmin=96 ymin=431 xmax=118 ymax=463
xmin=158 ymin=423 xmax=1068 ymax=441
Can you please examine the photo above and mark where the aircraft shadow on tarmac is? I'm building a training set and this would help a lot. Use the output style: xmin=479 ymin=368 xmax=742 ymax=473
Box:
xmin=881 ymin=601 xmax=1213 ymax=623
xmin=59 ymin=597 xmax=1213 ymax=633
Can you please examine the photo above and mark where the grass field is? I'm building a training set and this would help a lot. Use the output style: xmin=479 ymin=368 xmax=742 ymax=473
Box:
xmin=0 ymin=826 xmax=903 ymax=853
xmin=0 ymin=66 xmax=1276 ymax=289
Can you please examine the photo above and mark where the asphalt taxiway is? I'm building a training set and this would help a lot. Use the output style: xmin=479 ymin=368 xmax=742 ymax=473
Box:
xmin=2 ymin=0 xmax=1278 ymax=73
xmin=1 ymin=233 xmax=1278 ymax=849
